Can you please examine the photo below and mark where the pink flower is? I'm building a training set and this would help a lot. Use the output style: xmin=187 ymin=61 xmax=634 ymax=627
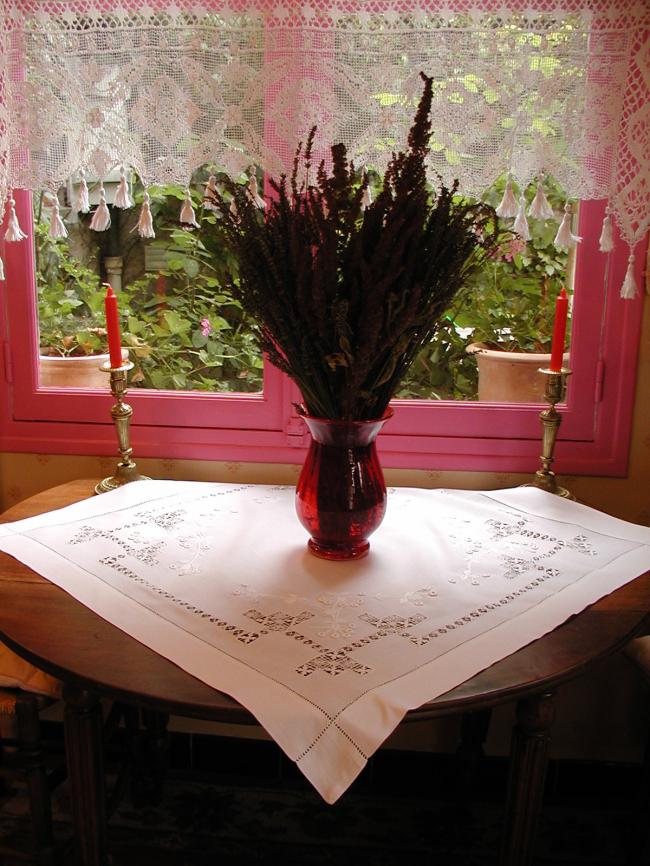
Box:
xmin=200 ymin=317 xmax=212 ymax=337
xmin=502 ymin=237 xmax=527 ymax=262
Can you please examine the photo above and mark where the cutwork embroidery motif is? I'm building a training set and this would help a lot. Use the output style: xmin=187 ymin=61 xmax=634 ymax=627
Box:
xmin=296 ymin=650 xmax=372 ymax=678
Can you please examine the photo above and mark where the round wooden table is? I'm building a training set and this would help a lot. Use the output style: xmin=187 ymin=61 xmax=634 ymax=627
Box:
xmin=1 ymin=480 xmax=649 ymax=866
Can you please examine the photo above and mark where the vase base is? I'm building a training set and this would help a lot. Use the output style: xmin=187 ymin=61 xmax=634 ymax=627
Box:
xmin=307 ymin=538 xmax=370 ymax=561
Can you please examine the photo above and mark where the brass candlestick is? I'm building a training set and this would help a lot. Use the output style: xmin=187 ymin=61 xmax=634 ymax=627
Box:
xmin=95 ymin=360 xmax=150 ymax=495
xmin=529 ymin=367 xmax=574 ymax=500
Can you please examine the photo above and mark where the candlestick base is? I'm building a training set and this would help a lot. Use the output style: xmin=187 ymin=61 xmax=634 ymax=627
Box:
xmin=95 ymin=463 xmax=150 ymax=495
xmin=95 ymin=359 xmax=150 ymax=495
xmin=525 ymin=472 xmax=575 ymax=500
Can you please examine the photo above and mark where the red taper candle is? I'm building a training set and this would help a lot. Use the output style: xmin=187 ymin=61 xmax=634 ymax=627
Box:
xmin=104 ymin=283 xmax=123 ymax=368
xmin=549 ymin=287 xmax=569 ymax=372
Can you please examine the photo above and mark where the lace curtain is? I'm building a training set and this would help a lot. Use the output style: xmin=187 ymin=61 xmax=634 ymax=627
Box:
xmin=0 ymin=0 xmax=648 ymax=294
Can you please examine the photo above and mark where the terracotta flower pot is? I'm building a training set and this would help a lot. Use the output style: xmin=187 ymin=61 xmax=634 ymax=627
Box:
xmin=467 ymin=343 xmax=569 ymax=403
xmin=38 ymin=349 xmax=129 ymax=389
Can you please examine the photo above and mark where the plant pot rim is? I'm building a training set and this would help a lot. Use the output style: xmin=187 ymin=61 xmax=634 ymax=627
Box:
xmin=466 ymin=342 xmax=569 ymax=362
xmin=39 ymin=348 xmax=129 ymax=362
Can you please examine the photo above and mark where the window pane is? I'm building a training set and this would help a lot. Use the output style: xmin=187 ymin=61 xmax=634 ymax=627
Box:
xmin=34 ymin=171 xmax=264 ymax=393
xmin=395 ymin=175 xmax=572 ymax=403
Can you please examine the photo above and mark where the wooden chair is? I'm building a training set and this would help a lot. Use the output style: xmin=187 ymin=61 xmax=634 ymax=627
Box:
xmin=0 ymin=687 xmax=65 ymax=866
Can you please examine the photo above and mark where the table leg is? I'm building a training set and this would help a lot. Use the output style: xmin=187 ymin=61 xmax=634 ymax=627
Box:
xmin=63 ymin=685 xmax=108 ymax=866
xmin=454 ymin=708 xmax=492 ymax=806
xmin=132 ymin=709 xmax=170 ymax=806
xmin=500 ymin=690 xmax=555 ymax=866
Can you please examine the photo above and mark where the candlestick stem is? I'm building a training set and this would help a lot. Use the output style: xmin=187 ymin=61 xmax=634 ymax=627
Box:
xmin=95 ymin=361 xmax=150 ymax=495
xmin=528 ymin=368 xmax=574 ymax=500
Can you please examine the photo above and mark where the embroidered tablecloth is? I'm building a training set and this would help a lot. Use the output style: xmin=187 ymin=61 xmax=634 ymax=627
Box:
xmin=1 ymin=481 xmax=649 ymax=803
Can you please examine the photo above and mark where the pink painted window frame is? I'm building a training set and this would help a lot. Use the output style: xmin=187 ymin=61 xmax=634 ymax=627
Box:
xmin=0 ymin=191 xmax=646 ymax=474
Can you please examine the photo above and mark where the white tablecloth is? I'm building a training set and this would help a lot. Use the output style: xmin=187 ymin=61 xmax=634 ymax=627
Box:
xmin=1 ymin=481 xmax=649 ymax=803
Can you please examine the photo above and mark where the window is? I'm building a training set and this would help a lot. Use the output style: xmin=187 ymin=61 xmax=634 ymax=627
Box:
xmin=1 ymin=189 xmax=646 ymax=474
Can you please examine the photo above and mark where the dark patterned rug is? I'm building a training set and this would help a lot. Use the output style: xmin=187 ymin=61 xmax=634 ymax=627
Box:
xmin=0 ymin=763 xmax=639 ymax=866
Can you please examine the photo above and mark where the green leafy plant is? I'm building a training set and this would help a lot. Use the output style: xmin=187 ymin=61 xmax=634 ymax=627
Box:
xmin=34 ymin=188 xmax=264 ymax=391
xmin=207 ymin=73 xmax=503 ymax=420
xmin=396 ymin=175 xmax=571 ymax=400
xmin=120 ymin=184 xmax=264 ymax=392
xmin=35 ymin=215 xmax=108 ymax=357
xmin=121 ymin=266 xmax=263 ymax=393
xmin=458 ymin=177 xmax=570 ymax=354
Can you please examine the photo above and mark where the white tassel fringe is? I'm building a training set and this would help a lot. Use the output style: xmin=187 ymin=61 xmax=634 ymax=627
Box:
xmin=203 ymin=175 xmax=218 ymax=210
xmin=620 ymin=253 xmax=637 ymax=299
xmin=554 ymin=204 xmax=581 ymax=250
xmin=89 ymin=184 xmax=111 ymax=231
xmin=75 ymin=170 xmax=90 ymax=213
xmin=180 ymin=189 xmax=199 ymax=228
xmin=513 ymin=196 xmax=531 ymax=241
xmin=4 ymin=197 xmax=27 ymax=242
xmin=136 ymin=190 xmax=155 ymax=239
xmin=247 ymin=174 xmax=266 ymax=209
xmin=599 ymin=211 xmax=614 ymax=253
xmin=528 ymin=182 xmax=554 ymax=220
xmin=361 ymin=173 xmax=373 ymax=210
xmin=49 ymin=199 xmax=68 ymax=238
xmin=495 ymin=177 xmax=518 ymax=219
xmin=114 ymin=168 xmax=133 ymax=209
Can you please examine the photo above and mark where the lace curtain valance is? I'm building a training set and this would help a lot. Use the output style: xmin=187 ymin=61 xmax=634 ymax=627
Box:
xmin=0 ymin=0 xmax=648 ymax=294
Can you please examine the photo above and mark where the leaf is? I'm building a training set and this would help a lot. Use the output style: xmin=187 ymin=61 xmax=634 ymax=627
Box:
xmin=183 ymin=259 xmax=200 ymax=278
xmin=162 ymin=310 xmax=191 ymax=335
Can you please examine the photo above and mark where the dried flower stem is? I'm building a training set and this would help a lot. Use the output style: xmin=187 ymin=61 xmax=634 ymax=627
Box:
xmin=210 ymin=73 xmax=502 ymax=420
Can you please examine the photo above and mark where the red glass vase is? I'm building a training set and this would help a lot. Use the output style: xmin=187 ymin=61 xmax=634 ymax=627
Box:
xmin=295 ymin=411 xmax=392 ymax=561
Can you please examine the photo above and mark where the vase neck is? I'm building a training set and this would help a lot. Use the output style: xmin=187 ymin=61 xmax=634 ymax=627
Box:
xmin=301 ymin=415 xmax=390 ymax=447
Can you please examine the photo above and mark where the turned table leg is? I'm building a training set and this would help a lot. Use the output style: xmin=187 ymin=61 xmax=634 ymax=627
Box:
xmin=15 ymin=691 xmax=56 ymax=866
xmin=500 ymin=690 xmax=555 ymax=866
xmin=454 ymin=708 xmax=492 ymax=806
xmin=131 ymin=709 xmax=170 ymax=806
xmin=63 ymin=685 xmax=108 ymax=866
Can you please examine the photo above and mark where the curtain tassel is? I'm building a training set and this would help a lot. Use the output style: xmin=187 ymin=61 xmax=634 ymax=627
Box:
xmin=89 ymin=183 xmax=111 ymax=231
xmin=554 ymin=203 xmax=581 ymax=250
xmin=49 ymin=198 xmax=68 ymax=238
xmin=513 ymin=196 xmax=531 ymax=241
xmin=599 ymin=210 xmax=614 ymax=253
xmin=75 ymin=169 xmax=90 ymax=213
xmin=4 ymin=196 xmax=27 ymax=242
xmin=620 ymin=253 xmax=637 ymax=300
xmin=136 ymin=190 xmax=155 ymax=239
xmin=113 ymin=167 xmax=133 ymax=209
xmin=180 ymin=189 xmax=199 ymax=228
xmin=202 ymin=175 xmax=219 ymax=210
xmin=495 ymin=176 xmax=518 ymax=219
xmin=361 ymin=172 xmax=373 ymax=211
xmin=247 ymin=173 xmax=266 ymax=210
xmin=528 ymin=181 xmax=554 ymax=220
xmin=5 ymin=198 xmax=27 ymax=243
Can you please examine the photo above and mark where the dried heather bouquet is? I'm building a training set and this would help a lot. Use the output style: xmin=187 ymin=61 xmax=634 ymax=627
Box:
xmin=209 ymin=73 xmax=501 ymax=420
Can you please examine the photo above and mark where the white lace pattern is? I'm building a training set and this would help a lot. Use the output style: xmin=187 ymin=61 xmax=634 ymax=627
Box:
xmin=0 ymin=1 xmax=648 ymax=276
